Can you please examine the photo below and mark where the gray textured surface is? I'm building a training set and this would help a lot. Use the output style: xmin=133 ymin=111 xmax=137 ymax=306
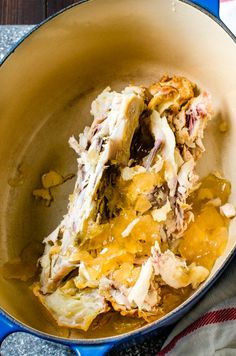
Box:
xmin=0 ymin=25 xmax=35 ymax=61
xmin=0 ymin=25 xmax=168 ymax=355
xmin=1 ymin=330 xmax=168 ymax=356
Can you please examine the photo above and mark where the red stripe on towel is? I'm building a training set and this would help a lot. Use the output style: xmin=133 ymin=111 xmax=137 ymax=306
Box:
xmin=158 ymin=307 xmax=236 ymax=355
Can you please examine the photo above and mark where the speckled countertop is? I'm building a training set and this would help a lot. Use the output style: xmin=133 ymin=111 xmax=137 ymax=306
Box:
xmin=0 ymin=25 xmax=169 ymax=356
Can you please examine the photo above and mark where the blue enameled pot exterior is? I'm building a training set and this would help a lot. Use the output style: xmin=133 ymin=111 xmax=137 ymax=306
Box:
xmin=0 ymin=1 xmax=235 ymax=355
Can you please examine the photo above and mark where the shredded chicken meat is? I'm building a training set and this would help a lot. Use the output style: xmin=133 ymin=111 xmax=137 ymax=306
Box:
xmin=34 ymin=75 xmax=233 ymax=332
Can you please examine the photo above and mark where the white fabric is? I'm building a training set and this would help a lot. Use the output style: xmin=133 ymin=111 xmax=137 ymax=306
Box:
xmin=220 ymin=0 xmax=236 ymax=35
xmin=165 ymin=319 xmax=236 ymax=356
xmin=159 ymin=259 xmax=236 ymax=355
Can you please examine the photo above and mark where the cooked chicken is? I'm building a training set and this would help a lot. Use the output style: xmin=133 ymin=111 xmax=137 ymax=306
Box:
xmin=40 ymin=87 xmax=145 ymax=293
xmin=34 ymin=283 xmax=108 ymax=331
xmin=148 ymin=111 xmax=177 ymax=195
xmin=121 ymin=218 xmax=140 ymax=237
xmin=151 ymin=242 xmax=209 ymax=289
xmin=148 ymin=75 xmax=195 ymax=114
xmin=34 ymin=76 xmax=231 ymax=333
xmin=151 ymin=199 xmax=172 ymax=222
xmin=128 ymin=258 xmax=154 ymax=309
xmin=99 ymin=275 xmax=161 ymax=318
xmin=220 ymin=203 xmax=236 ymax=219
xmin=141 ymin=78 xmax=213 ymax=240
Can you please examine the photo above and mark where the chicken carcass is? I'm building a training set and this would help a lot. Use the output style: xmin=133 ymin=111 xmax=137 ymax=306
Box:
xmin=39 ymin=87 xmax=145 ymax=293
xmin=34 ymin=76 xmax=221 ymax=333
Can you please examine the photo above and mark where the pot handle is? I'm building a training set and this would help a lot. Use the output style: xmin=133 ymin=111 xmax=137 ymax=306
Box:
xmin=0 ymin=313 xmax=114 ymax=355
xmin=190 ymin=0 xmax=219 ymax=18
xmin=0 ymin=313 xmax=22 ymax=344
xmin=70 ymin=343 xmax=113 ymax=356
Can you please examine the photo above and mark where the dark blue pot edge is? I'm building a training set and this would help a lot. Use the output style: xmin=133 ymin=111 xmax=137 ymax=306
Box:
xmin=0 ymin=0 xmax=236 ymax=351
xmin=0 ymin=0 xmax=235 ymax=67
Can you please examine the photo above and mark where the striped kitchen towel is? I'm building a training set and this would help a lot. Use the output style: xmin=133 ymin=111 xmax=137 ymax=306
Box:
xmin=158 ymin=255 xmax=236 ymax=355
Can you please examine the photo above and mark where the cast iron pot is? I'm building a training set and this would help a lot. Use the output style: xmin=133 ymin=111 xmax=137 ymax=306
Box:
xmin=0 ymin=0 xmax=235 ymax=355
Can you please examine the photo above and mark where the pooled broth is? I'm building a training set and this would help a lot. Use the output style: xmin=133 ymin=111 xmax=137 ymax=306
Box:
xmin=1 ymin=174 xmax=230 ymax=337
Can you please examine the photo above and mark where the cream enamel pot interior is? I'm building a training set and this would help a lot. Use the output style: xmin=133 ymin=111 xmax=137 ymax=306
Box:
xmin=0 ymin=0 xmax=235 ymax=355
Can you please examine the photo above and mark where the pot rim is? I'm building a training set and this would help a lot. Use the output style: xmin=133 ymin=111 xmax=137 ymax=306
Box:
xmin=0 ymin=0 xmax=235 ymax=345
xmin=0 ymin=0 xmax=235 ymax=67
